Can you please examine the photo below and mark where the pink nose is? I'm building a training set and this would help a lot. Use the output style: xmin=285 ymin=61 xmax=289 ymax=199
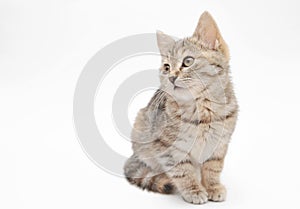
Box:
xmin=169 ymin=76 xmax=177 ymax=84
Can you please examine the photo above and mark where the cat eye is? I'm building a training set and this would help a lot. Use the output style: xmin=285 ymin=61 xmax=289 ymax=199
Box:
xmin=162 ymin=64 xmax=170 ymax=72
xmin=182 ymin=56 xmax=194 ymax=67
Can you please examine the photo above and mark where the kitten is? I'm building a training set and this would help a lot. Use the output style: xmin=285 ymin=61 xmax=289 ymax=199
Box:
xmin=124 ymin=11 xmax=238 ymax=204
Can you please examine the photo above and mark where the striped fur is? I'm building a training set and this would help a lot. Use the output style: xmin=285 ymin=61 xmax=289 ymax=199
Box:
xmin=124 ymin=11 xmax=238 ymax=204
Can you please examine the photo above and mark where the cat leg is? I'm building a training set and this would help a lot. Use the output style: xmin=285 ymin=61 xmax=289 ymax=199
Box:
xmin=164 ymin=158 xmax=208 ymax=204
xmin=201 ymin=144 xmax=228 ymax=202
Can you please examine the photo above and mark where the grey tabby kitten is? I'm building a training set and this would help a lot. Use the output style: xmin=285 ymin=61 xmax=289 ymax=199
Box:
xmin=124 ymin=11 xmax=238 ymax=204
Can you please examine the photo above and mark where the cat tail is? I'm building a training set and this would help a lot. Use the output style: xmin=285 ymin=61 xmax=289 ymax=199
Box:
xmin=124 ymin=155 xmax=175 ymax=194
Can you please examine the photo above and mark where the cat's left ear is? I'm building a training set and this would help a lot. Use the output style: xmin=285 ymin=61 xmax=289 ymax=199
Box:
xmin=192 ymin=11 xmax=229 ymax=60
xmin=156 ymin=30 xmax=175 ymax=56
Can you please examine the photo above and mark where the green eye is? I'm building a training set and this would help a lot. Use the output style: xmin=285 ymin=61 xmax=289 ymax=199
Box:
xmin=182 ymin=56 xmax=194 ymax=67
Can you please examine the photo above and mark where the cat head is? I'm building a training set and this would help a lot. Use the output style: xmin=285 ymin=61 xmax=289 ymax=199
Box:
xmin=157 ymin=11 xmax=230 ymax=102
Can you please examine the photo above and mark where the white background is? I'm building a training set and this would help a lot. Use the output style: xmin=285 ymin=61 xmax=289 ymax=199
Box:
xmin=1 ymin=0 xmax=300 ymax=208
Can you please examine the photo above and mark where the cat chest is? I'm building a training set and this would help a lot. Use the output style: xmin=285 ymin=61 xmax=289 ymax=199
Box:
xmin=176 ymin=123 xmax=222 ymax=164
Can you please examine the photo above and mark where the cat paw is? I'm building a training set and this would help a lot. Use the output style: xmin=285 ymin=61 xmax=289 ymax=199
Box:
xmin=181 ymin=189 xmax=208 ymax=204
xmin=207 ymin=184 xmax=227 ymax=202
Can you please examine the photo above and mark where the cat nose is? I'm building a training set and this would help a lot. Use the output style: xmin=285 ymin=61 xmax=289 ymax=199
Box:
xmin=169 ymin=76 xmax=178 ymax=84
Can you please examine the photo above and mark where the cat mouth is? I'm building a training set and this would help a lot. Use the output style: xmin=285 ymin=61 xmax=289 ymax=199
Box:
xmin=172 ymin=80 xmax=189 ymax=90
xmin=173 ymin=85 xmax=183 ymax=90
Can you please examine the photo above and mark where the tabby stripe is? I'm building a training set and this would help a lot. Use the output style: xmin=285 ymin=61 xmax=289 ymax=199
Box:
xmin=172 ymin=174 xmax=186 ymax=178
xmin=185 ymin=184 xmax=199 ymax=192
xmin=224 ymin=109 xmax=238 ymax=120
xmin=181 ymin=118 xmax=208 ymax=125
xmin=205 ymin=156 xmax=223 ymax=162
xmin=177 ymin=159 xmax=192 ymax=166
xmin=207 ymin=181 xmax=219 ymax=187
xmin=160 ymin=153 xmax=172 ymax=159
xmin=202 ymin=159 xmax=224 ymax=172
xmin=154 ymin=138 xmax=170 ymax=147
xmin=180 ymin=108 xmax=237 ymax=126
xmin=203 ymin=167 xmax=222 ymax=172
xmin=213 ymin=109 xmax=237 ymax=123
xmin=165 ymin=162 xmax=175 ymax=167
xmin=145 ymin=176 xmax=155 ymax=190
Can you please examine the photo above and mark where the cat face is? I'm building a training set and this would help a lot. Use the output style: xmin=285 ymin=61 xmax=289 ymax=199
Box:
xmin=157 ymin=12 xmax=230 ymax=102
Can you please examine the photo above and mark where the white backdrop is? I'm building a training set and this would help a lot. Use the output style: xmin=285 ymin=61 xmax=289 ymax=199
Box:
xmin=1 ymin=0 xmax=300 ymax=208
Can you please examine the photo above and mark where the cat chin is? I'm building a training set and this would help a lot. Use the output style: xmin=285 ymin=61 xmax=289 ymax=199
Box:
xmin=171 ymin=87 xmax=196 ymax=103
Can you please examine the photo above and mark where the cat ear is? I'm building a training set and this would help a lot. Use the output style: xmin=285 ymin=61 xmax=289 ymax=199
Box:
xmin=193 ymin=12 xmax=219 ymax=49
xmin=156 ymin=30 xmax=175 ymax=56
xmin=192 ymin=11 xmax=229 ymax=59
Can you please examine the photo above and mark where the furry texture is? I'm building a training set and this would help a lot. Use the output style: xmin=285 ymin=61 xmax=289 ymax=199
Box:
xmin=124 ymin=11 xmax=238 ymax=204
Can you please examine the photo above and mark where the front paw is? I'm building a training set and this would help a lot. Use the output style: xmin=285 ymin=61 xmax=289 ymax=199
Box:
xmin=207 ymin=184 xmax=227 ymax=202
xmin=181 ymin=189 xmax=208 ymax=204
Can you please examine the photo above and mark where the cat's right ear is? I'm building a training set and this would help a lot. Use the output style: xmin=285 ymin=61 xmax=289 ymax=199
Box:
xmin=156 ymin=30 xmax=175 ymax=56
